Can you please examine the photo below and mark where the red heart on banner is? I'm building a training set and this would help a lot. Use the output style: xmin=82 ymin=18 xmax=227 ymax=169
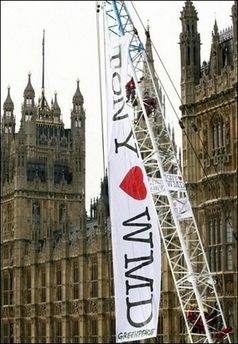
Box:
xmin=119 ymin=166 xmax=147 ymax=200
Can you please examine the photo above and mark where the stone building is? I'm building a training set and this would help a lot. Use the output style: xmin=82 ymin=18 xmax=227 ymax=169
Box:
xmin=179 ymin=0 xmax=237 ymax=342
xmin=1 ymin=1 xmax=237 ymax=343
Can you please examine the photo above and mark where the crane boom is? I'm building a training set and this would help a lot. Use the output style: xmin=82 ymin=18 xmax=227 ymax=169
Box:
xmin=99 ymin=1 xmax=232 ymax=343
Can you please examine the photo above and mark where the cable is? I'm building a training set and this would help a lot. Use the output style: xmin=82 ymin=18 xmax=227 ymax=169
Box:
xmin=130 ymin=1 xmax=237 ymax=243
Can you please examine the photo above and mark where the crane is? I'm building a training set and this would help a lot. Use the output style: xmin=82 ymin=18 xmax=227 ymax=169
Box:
xmin=97 ymin=1 xmax=232 ymax=343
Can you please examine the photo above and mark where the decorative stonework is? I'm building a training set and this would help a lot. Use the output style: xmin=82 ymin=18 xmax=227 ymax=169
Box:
xmin=3 ymin=307 xmax=9 ymax=317
xmin=90 ymin=299 xmax=97 ymax=313
xmin=25 ymin=305 xmax=32 ymax=317
xmin=55 ymin=303 xmax=61 ymax=315
xmin=39 ymin=304 xmax=47 ymax=316
xmin=72 ymin=301 xmax=79 ymax=314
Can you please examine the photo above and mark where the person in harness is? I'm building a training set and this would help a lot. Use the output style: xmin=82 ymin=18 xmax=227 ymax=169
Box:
xmin=125 ymin=76 xmax=136 ymax=104
xmin=187 ymin=303 xmax=199 ymax=333
xmin=136 ymin=91 xmax=156 ymax=122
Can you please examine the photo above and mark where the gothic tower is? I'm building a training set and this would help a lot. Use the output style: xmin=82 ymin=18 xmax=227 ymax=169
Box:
xmin=1 ymin=31 xmax=87 ymax=342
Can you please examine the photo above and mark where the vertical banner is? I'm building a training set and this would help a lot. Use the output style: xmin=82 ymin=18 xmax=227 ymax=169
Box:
xmin=106 ymin=34 xmax=161 ymax=342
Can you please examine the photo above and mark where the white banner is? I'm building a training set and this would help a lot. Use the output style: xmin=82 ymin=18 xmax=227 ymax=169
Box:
xmin=106 ymin=35 xmax=161 ymax=342
xmin=148 ymin=174 xmax=186 ymax=194
xmin=173 ymin=198 xmax=193 ymax=219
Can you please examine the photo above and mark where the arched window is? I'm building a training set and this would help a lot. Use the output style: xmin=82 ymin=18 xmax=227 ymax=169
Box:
xmin=26 ymin=98 xmax=32 ymax=107
xmin=209 ymin=220 xmax=213 ymax=244
xmin=208 ymin=215 xmax=223 ymax=272
xmin=228 ymin=303 xmax=234 ymax=328
xmin=226 ymin=245 xmax=233 ymax=270
xmin=225 ymin=212 xmax=233 ymax=243
xmin=211 ymin=114 xmax=225 ymax=155
xmin=214 ymin=220 xmax=218 ymax=244
xmin=75 ymin=104 xmax=81 ymax=112
xmin=7 ymin=204 xmax=13 ymax=233
xmin=219 ymin=219 xmax=222 ymax=243
xmin=75 ymin=118 xmax=82 ymax=128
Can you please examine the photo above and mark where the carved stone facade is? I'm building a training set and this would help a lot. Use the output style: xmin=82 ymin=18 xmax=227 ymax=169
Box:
xmin=180 ymin=1 xmax=237 ymax=343
xmin=1 ymin=1 xmax=237 ymax=343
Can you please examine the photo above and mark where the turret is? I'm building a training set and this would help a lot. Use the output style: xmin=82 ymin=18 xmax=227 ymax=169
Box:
xmin=209 ymin=20 xmax=222 ymax=77
xmin=71 ymin=78 xmax=84 ymax=130
xmin=70 ymin=78 xmax=86 ymax=195
xmin=232 ymin=1 xmax=237 ymax=76
xmin=52 ymin=91 xmax=61 ymax=123
xmin=179 ymin=0 xmax=201 ymax=104
xmin=2 ymin=86 xmax=15 ymax=135
xmin=1 ymin=86 xmax=15 ymax=184
xmin=22 ymin=72 xmax=35 ymax=123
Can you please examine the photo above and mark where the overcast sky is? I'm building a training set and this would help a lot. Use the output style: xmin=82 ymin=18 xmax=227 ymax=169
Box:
xmin=1 ymin=1 xmax=234 ymax=212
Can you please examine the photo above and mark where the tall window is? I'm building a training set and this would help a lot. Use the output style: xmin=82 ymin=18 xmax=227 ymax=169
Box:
xmin=7 ymin=203 xmax=13 ymax=233
xmin=225 ymin=212 xmax=233 ymax=270
xmin=73 ymin=265 xmax=79 ymax=299
xmin=26 ymin=98 xmax=32 ymax=107
xmin=110 ymin=318 xmax=116 ymax=343
xmin=157 ymin=316 xmax=164 ymax=343
xmin=208 ymin=216 xmax=222 ymax=272
xmin=56 ymin=321 xmax=62 ymax=343
xmin=225 ymin=212 xmax=233 ymax=243
xmin=110 ymin=259 xmax=114 ymax=297
xmin=211 ymin=114 xmax=225 ymax=154
xmin=3 ymin=272 xmax=13 ymax=305
xmin=228 ymin=303 xmax=234 ymax=328
xmin=56 ymin=267 xmax=62 ymax=301
xmin=41 ymin=270 xmax=46 ymax=302
xmin=40 ymin=322 xmax=46 ymax=343
xmin=72 ymin=320 xmax=79 ymax=343
xmin=209 ymin=220 xmax=213 ymax=244
xmin=26 ymin=271 xmax=31 ymax=304
xmin=25 ymin=322 xmax=31 ymax=343
xmin=226 ymin=246 xmax=233 ymax=270
xmin=3 ymin=322 xmax=13 ymax=343
xmin=75 ymin=104 xmax=81 ymax=112
xmin=91 ymin=259 xmax=98 ymax=298
xmin=75 ymin=118 xmax=82 ymax=128
xmin=91 ymin=319 xmax=98 ymax=343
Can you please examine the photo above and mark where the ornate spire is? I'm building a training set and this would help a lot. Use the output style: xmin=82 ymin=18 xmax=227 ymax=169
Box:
xmin=180 ymin=1 xmax=198 ymax=21
xmin=23 ymin=71 xmax=35 ymax=99
xmin=52 ymin=91 xmax=61 ymax=112
xmin=3 ymin=85 xmax=14 ymax=111
xmin=72 ymin=78 xmax=84 ymax=105
xmin=52 ymin=91 xmax=61 ymax=121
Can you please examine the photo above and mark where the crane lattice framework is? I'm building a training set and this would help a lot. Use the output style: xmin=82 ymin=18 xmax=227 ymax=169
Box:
xmin=98 ymin=1 xmax=232 ymax=343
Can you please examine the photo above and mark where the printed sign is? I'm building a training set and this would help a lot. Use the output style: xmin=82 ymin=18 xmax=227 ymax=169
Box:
xmin=106 ymin=35 xmax=161 ymax=342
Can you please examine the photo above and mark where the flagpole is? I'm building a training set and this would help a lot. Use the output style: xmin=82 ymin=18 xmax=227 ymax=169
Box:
xmin=42 ymin=29 xmax=45 ymax=90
